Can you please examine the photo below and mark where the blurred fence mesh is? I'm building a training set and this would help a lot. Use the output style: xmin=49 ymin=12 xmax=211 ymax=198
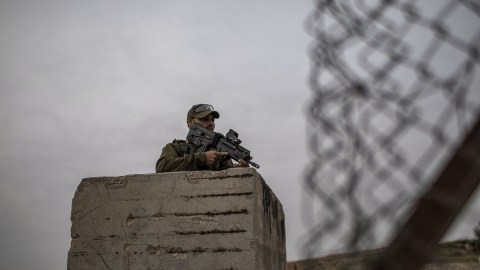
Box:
xmin=302 ymin=0 xmax=480 ymax=260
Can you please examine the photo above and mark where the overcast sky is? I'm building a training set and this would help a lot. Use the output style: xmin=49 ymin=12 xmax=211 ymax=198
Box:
xmin=0 ymin=1 xmax=313 ymax=269
xmin=1 ymin=0 xmax=479 ymax=269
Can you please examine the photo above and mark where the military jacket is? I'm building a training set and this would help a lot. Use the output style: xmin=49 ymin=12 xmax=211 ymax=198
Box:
xmin=155 ymin=139 xmax=234 ymax=173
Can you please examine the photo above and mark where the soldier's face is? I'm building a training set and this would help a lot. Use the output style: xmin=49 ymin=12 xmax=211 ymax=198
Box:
xmin=188 ymin=114 xmax=216 ymax=131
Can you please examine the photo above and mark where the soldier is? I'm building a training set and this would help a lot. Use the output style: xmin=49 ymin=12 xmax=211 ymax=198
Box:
xmin=155 ymin=104 xmax=250 ymax=173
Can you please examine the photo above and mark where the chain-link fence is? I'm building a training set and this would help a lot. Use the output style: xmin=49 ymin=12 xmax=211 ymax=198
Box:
xmin=302 ymin=0 xmax=480 ymax=265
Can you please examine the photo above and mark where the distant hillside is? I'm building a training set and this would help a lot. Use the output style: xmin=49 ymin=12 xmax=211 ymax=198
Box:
xmin=287 ymin=239 xmax=479 ymax=270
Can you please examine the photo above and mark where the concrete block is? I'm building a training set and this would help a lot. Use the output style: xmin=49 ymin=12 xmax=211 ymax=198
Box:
xmin=68 ymin=168 xmax=286 ymax=270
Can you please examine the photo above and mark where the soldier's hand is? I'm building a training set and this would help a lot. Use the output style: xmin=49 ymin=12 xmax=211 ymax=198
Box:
xmin=205 ymin=150 xmax=229 ymax=166
xmin=235 ymin=157 xmax=252 ymax=168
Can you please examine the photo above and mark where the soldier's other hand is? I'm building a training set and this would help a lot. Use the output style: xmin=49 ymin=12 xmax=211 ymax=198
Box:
xmin=235 ymin=156 xmax=253 ymax=168
xmin=205 ymin=150 xmax=229 ymax=166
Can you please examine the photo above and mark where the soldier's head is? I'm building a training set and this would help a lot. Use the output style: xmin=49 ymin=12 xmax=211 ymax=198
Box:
xmin=187 ymin=104 xmax=219 ymax=131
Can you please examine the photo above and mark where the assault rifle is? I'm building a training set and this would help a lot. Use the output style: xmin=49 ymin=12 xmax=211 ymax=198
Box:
xmin=186 ymin=122 xmax=260 ymax=169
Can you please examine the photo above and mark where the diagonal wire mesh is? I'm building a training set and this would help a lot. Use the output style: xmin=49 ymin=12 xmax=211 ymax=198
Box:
xmin=302 ymin=0 xmax=480 ymax=259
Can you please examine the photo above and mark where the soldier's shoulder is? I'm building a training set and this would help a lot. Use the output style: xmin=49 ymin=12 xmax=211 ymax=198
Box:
xmin=162 ymin=139 xmax=186 ymax=150
xmin=162 ymin=139 xmax=188 ymax=157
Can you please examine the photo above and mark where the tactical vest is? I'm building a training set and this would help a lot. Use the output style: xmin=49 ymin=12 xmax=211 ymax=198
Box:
xmin=172 ymin=139 xmax=221 ymax=171
xmin=172 ymin=140 xmax=196 ymax=157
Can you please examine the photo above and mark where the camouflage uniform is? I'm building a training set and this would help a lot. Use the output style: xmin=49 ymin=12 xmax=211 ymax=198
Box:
xmin=155 ymin=139 xmax=234 ymax=173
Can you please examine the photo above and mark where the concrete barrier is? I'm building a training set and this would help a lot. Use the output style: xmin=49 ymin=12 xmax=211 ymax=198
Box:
xmin=68 ymin=168 xmax=286 ymax=270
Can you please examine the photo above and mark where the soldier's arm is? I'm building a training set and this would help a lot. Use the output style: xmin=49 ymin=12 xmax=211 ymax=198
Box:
xmin=155 ymin=143 xmax=208 ymax=173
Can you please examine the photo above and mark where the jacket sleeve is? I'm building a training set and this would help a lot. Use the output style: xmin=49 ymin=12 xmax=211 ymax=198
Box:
xmin=155 ymin=143 xmax=208 ymax=173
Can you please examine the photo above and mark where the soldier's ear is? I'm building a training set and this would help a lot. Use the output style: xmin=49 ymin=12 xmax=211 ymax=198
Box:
xmin=187 ymin=118 xmax=194 ymax=128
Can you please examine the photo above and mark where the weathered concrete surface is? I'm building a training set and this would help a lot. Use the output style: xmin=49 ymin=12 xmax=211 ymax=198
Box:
xmin=68 ymin=168 xmax=286 ymax=270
